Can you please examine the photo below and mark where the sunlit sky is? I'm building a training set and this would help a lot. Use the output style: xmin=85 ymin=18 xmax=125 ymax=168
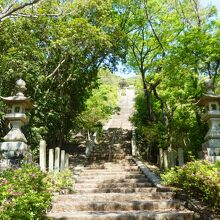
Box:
xmin=200 ymin=0 xmax=220 ymax=16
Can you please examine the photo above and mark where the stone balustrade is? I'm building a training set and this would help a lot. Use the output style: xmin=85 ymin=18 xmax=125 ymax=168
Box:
xmin=39 ymin=140 xmax=69 ymax=172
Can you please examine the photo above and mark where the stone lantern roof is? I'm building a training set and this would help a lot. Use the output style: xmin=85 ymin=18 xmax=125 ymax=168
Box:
xmin=196 ymin=94 xmax=220 ymax=106
xmin=0 ymin=79 xmax=32 ymax=109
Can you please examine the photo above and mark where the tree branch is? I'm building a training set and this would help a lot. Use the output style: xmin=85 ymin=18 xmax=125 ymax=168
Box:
xmin=46 ymin=58 xmax=66 ymax=79
xmin=144 ymin=0 xmax=165 ymax=57
xmin=0 ymin=0 xmax=41 ymax=21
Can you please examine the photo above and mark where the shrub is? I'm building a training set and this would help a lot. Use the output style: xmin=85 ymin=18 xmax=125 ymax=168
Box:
xmin=45 ymin=169 xmax=74 ymax=193
xmin=161 ymin=160 xmax=220 ymax=209
xmin=0 ymin=163 xmax=52 ymax=220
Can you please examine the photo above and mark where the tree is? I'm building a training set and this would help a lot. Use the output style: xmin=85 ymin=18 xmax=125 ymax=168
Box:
xmin=120 ymin=0 xmax=219 ymax=159
xmin=0 ymin=0 xmax=126 ymax=148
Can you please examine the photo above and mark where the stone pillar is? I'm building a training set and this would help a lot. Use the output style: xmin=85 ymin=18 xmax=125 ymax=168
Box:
xmin=65 ymin=153 xmax=69 ymax=169
xmin=131 ymin=130 xmax=136 ymax=156
xmin=163 ymin=150 xmax=168 ymax=170
xmin=168 ymin=149 xmax=175 ymax=168
xmin=60 ymin=150 xmax=65 ymax=171
xmin=55 ymin=147 xmax=60 ymax=171
xmin=93 ymin=131 xmax=98 ymax=144
xmin=48 ymin=148 xmax=54 ymax=172
xmin=39 ymin=140 xmax=46 ymax=171
xmin=178 ymin=148 xmax=184 ymax=166
xmin=159 ymin=148 xmax=164 ymax=169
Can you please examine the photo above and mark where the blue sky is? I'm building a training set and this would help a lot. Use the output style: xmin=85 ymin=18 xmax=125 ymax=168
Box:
xmin=200 ymin=0 xmax=220 ymax=17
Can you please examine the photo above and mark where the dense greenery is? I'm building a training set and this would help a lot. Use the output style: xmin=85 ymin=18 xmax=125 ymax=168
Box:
xmin=0 ymin=0 xmax=219 ymax=158
xmin=161 ymin=160 xmax=220 ymax=210
xmin=127 ymin=0 xmax=220 ymax=161
xmin=0 ymin=0 xmax=125 ymax=149
xmin=75 ymin=69 xmax=120 ymax=134
xmin=0 ymin=163 xmax=73 ymax=220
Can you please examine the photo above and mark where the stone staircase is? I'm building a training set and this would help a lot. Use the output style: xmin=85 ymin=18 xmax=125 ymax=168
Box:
xmin=46 ymin=129 xmax=194 ymax=220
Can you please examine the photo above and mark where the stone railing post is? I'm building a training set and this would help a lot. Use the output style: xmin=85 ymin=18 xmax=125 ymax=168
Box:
xmin=60 ymin=150 xmax=65 ymax=171
xmin=93 ymin=131 xmax=98 ymax=144
xmin=131 ymin=129 xmax=136 ymax=156
xmin=85 ymin=139 xmax=94 ymax=157
xmin=55 ymin=147 xmax=60 ymax=171
xmin=48 ymin=148 xmax=54 ymax=172
xmin=163 ymin=150 xmax=168 ymax=170
xmin=39 ymin=140 xmax=46 ymax=171
xmin=65 ymin=153 xmax=69 ymax=169
xmin=178 ymin=148 xmax=184 ymax=166
xmin=159 ymin=148 xmax=164 ymax=169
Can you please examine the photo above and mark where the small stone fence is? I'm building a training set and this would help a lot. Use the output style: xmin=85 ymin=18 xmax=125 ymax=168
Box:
xmin=131 ymin=129 xmax=185 ymax=169
xmin=39 ymin=140 xmax=69 ymax=172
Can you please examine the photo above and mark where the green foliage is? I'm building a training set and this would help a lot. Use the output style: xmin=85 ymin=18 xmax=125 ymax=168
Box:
xmin=122 ymin=0 xmax=218 ymax=160
xmin=45 ymin=169 xmax=74 ymax=193
xmin=75 ymin=69 xmax=119 ymax=133
xmin=0 ymin=0 xmax=126 ymax=149
xmin=161 ymin=160 xmax=220 ymax=209
xmin=0 ymin=164 xmax=74 ymax=220
xmin=0 ymin=164 xmax=52 ymax=220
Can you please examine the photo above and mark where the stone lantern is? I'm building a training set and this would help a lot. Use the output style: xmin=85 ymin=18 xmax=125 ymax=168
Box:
xmin=0 ymin=79 xmax=32 ymax=169
xmin=196 ymin=79 xmax=220 ymax=162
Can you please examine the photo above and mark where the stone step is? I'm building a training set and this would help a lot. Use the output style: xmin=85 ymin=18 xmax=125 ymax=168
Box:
xmin=80 ymin=171 xmax=141 ymax=175
xmin=87 ymin=159 xmax=134 ymax=164
xmin=75 ymin=187 xmax=157 ymax=193
xmin=46 ymin=210 xmax=194 ymax=220
xmin=84 ymin=167 xmax=140 ymax=171
xmin=50 ymin=200 xmax=184 ymax=212
xmin=85 ymin=164 xmax=137 ymax=169
xmin=89 ymin=157 xmax=132 ymax=162
xmin=53 ymin=192 xmax=175 ymax=203
xmin=77 ymin=174 xmax=145 ymax=180
xmin=76 ymin=177 xmax=150 ymax=183
xmin=74 ymin=182 xmax=152 ymax=189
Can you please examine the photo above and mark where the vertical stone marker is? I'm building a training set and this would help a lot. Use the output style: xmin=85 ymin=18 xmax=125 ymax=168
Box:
xmin=131 ymin=130 xmax=136 ymax=156
xmin=39 ymin=140 xmax=46 ymax=171
xmin=65 ymin=153 xmax=69 ymax=169
xmin=163 ymin=150 xmax=168 ymax=170
xmin=55 ymin=147 xmax=60 ymax=171
xmin=60 ymin=150 xmax=65 ymax=171
xmin=159 ymin=148 xmax=164 ymax=169
xmin=178 ymin=148 xmax=184 ymax=166
xmin=49 ymin=148 xmax=54 ymax=172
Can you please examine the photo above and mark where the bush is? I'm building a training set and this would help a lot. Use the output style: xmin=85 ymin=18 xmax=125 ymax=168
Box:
xmin=0 ymin=164 xmax=74 ymax=220
xmin=0 ymin=163 xmax=52 ymax=220
xmin=161 ymin=160 xmax=220 ymax=209
xmin=45 ymin=169 xmax=74 ymax=193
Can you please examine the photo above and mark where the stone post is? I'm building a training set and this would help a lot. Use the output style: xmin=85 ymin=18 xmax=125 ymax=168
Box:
xmin=39 ymin=140 xmax=46 ymax=171
xmin=131 ymin=130 xmax=136 ymax=156
xmin=48 ymin=148 xmax=54 ymax=172
xmin=60 ymin=150 xmax=65 ymax=171
xmin=168 ymin=148 xmax=175 ymax=168
xmin=178 ymin=148 xmax=184 ymax=166
xmin=93 ymin=131 xmax=98 ymax=144
xmin=55 ymin=147 xmax=60 ymax=171
xmin=65 ymin=153 xmax=69 ymax=169
xmin=159 ymin=148 xmax=164 ymax=169
xmin=163 ymin=150 xmax=168 ymax=170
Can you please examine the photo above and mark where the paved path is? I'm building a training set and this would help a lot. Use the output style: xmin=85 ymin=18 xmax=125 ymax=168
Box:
xmin=104 ymin=89 xmax=135 ymax=130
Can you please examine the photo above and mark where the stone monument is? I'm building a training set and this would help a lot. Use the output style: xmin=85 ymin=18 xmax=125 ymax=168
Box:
xmin=196 ymin=78 xmax=220 ymax=162
xmin=0 ymin=79 xmax=32 ymax=169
